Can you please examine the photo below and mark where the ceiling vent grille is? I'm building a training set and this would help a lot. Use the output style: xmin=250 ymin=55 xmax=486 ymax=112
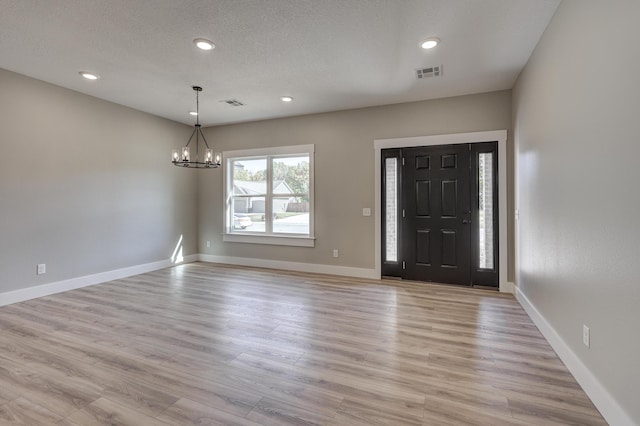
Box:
xmin=415 ymin=65 xmax=443 ymax=79
xmin=220 ymin=99 xmax=245 ymax=107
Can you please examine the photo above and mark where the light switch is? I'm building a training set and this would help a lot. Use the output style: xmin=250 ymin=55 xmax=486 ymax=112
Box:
xmin=362 ymin=208 xmax=371 ymax=217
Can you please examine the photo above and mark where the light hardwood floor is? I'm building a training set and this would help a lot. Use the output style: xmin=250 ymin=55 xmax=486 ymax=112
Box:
xmin=0 ymin=262 xmax=606 ymax=425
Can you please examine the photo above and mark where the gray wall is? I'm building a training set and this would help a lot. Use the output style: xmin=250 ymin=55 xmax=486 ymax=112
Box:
xmin=513 ymin=0 xmax=640 ymax=422
xmin=199 ymin=90 xmax=514 ymax=277
xmin=0 ymin=69 xmax=197 ymax=293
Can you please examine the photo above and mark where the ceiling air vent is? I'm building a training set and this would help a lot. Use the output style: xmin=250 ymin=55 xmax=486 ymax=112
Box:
xmin=415 ymin=65 xmax=443 ymax=79
xmin=220 ymin=99 xmax=245 ymax=107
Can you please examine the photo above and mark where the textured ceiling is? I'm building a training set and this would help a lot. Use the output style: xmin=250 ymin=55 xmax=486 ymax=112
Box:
xmin=0 ymin=0 xmax=560 ymax=126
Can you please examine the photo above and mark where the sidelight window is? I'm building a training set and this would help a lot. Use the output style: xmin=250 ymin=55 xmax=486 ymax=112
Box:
xmin=478 ymin=152 xmax=494 ymax=269
xmin=384 ymin=157 xmax=399 ymax=262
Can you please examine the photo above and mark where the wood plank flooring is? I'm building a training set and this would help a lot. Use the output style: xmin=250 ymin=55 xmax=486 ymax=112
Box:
xmin=0 ymin=262 xmax=606 ymax=425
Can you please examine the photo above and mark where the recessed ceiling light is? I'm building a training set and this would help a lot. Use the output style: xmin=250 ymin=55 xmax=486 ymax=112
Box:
xmin=281 ymin=96 xmax=293 ymax=102
xmin=189 ymin=111 xmax=198 ymax=116
xmin=420 ymin=37 xmax=440 ymax=50
xmin=193 ymin=38 xmax=215 ymax=51
xmin=79 ymin=71 xmax=99 ymax=80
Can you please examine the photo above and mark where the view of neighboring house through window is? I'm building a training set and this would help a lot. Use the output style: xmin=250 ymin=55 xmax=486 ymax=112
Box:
xmin=224 ymin=145 xmax=314 ymax=246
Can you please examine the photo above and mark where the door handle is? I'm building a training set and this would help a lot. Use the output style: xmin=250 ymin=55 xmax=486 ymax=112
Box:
xmin=462 ymin=219 xmax=471 ymax=224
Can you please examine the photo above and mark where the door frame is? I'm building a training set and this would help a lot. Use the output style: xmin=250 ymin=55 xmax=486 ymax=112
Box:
xmin=374 ymin=130 xmax=509 ymax=292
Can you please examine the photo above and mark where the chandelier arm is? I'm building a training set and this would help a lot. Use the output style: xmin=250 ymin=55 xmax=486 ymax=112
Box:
xmin=198 ymin=127 xmax=211 ymax=149
xmin=185 ymin=127 xmax=198 ymax=147
xmin=195 ymin=126 xmax=200 ymax=160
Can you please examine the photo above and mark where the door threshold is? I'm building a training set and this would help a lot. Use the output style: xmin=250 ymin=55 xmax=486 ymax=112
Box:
xmin=382 ymin=276 xmax=499 ymax=291
xmin=381 ymin=276 xmax=403 ymax=281
xmin=472 ymin=284 xmax=499 ymax=291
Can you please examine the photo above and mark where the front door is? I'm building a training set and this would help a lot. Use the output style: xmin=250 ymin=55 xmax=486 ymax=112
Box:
xmin=403 ymin=144 xmax=471 ymax=284
xmin=381 ymin=142 xmax=499 ymax=287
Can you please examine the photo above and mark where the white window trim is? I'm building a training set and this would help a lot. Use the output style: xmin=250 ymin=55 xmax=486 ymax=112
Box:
xmin=222 ymin=144 xmax=315 ymax=247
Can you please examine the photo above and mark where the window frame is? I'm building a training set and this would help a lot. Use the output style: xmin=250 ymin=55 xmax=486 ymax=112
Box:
xmin=222 ymin=144 xmax=315 ymax=247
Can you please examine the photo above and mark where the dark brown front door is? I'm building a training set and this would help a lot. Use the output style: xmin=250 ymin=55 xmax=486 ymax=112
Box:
xmin=381 ymin=142 xmax=499 ymax=287
xmin=403 ymin=144 xmax=471 ymax=285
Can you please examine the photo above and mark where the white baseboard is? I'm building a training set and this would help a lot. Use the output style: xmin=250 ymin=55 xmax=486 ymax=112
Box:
xmin=514 ymin=285 xmax=634 ymax=426
xmin=198 ymin=254 xmax=378 ymax=280
xmin=0 ymin=254 xmax=198 ymax=307
xmin=0 ymin=253 xmax=372 ymax=307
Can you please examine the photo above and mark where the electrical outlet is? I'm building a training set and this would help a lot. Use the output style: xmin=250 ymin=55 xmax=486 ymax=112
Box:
xmin=583 ymin=324 xmax=590 ymax=348
xmin=37 ymin=264 xmax=46 ymax=275
xmin=206 ymin=240 xmax=211 ymax=248
xmin=332 ymin=249 xmax=339 ymax=258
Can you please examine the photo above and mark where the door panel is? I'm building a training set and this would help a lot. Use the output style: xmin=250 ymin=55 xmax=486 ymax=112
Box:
xmin=441 ymin=180 xmax=458 ymax=217
xmin=441 ymin=154 xmax=457 ymax=169
xmin=415 ymin=181 xmax=431 ymax=216
xmin=416 ymin=155 xmax=431 ymax=170
xmin=441 ymin=230 xmax=457 ymax=267
xmin=416 ymin=230 xmax=431 ymax=265
xmin=403 ymin=144 xmax=471 ymax=285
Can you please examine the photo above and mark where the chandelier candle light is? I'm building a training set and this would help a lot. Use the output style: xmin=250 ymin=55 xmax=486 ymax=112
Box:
xmin=172 ymin=86 xmax=221 ymax=168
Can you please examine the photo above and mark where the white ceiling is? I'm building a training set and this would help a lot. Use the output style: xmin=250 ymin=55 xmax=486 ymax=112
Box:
xmin=0 ymin=0 xmax=560 ymax=126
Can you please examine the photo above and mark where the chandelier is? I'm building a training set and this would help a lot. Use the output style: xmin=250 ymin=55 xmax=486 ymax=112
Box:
xmin=172 ymin=86 xmax=221 ymax=168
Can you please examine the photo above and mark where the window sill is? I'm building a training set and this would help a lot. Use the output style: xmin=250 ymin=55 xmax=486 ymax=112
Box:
xmin=222 ymin=233 xmax=315 ymax=247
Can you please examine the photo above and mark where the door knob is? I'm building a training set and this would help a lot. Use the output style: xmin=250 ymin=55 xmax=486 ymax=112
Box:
xmin=462 ymin=219 xmax=471 ymax=224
